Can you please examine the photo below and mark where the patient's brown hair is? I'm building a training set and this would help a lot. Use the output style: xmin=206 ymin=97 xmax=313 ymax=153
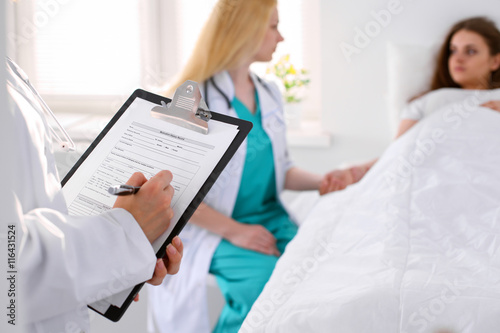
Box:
xmin=431 ymin=17 xmax=500 ymax=91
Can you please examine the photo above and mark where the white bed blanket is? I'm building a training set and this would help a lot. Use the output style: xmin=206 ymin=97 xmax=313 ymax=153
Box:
xmin=240 ymin=105 xmax=500 ymax=333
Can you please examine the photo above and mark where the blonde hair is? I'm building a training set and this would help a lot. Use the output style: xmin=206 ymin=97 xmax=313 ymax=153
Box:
xmin=165 ymin=0 xmax=277 ymax=96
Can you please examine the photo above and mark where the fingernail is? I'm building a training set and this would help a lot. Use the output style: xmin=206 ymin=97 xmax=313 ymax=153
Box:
xmin=173 ymin=236 xmax=181 ymax=247
xmin=156 ymin=259 xmax=163 ymax=269
xmin=167 ymin=244 xmax=176 ymax=255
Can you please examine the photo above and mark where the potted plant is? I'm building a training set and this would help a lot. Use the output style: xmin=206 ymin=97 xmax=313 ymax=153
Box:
xmin=266 ymin=54 xmax=310 ymax=129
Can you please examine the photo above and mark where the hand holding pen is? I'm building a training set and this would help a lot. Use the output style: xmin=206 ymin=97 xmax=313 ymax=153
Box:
xmin=112 ymin=171 xmax=175 ymax=244
xmin=110 ymin=171 xmax=182 ymax=297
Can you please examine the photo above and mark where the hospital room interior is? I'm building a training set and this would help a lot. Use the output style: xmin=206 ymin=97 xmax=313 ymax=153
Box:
xmin=5 ymin=0 xmax=500 ymax=331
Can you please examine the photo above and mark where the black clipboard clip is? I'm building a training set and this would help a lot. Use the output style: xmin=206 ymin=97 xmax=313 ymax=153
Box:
xmin=151 ymin=80 xmax=212 ymax=134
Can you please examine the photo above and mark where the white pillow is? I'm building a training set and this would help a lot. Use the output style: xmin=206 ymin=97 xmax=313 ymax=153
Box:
xmin=386 ymin=42 xmax=439 ymax=134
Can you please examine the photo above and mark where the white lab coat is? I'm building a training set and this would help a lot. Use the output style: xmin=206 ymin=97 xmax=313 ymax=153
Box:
xmin=6 ymin=63 xmax=158 ymax=332
xmin=147 ymin=71 xmax=294 ymax=333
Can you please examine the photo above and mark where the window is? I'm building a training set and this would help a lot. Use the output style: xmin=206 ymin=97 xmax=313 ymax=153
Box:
xmin=10 ymin=0 xmax=320 ymax=121
xmin=33 ymin=0 xmax=141 ymax=96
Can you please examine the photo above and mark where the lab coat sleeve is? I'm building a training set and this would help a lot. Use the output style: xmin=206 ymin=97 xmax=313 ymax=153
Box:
xmin=6 ymin=66 xmax=158 ymax=326
xmin=266 ymin=80 xmax=295 ymax=171
xmin=19 ymin=206 xmax=156 ymax=324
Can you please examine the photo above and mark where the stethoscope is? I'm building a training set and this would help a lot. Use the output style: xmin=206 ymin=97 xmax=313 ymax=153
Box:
xmin=203 ymin=75 xmax=280 ymax=110
xmin=6 ymin=57 xmax=76 ymax=152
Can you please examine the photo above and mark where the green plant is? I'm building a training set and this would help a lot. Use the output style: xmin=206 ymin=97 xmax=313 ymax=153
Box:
xmin=266 ymin=54 xmax=311 ymax=104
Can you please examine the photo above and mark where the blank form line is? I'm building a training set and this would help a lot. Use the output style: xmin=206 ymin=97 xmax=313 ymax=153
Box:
xmin=127 ymin=127 xmax=208 ymax=153
xmin=130 ymin=136 xmax=206 ymax=157
xmin=111 ymin=148 xmax=198 ymax=177
xmin=118 ymin=139 xmax=200 ymax=166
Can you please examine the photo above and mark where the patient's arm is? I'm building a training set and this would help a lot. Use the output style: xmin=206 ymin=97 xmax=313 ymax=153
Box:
xmin=190 ymin=203 xmax=280 ymax=256
xmin=481 ymin=100 xmax=500 ymax=112
xmin=393 ymin=100 xmax=500 ymax=136
xmin=284 ymin=167 xmax=323 ymax=191
xmin=319 ymin=118 xmax=418 ymax=195
xmin=319 ymin=118 xmax=421 ymax=195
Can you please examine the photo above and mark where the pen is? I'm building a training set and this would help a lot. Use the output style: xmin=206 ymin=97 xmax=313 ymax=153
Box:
xmin=108 ymin=185 xmax=141 ymax=196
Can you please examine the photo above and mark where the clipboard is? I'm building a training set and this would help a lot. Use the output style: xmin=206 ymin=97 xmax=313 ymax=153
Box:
xmin=61 ymin=82 xmax=252 ymax=322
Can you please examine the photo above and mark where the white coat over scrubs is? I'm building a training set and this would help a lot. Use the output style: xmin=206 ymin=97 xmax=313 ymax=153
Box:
xmin=147 ymin=71 xmax=294 ymax=333
xmin=6 ymin=62 xmax=158 ymax=333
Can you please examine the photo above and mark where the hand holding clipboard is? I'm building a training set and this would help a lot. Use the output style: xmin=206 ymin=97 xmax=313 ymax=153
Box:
xmin=61 ymin=81 xmax=252 ymax=321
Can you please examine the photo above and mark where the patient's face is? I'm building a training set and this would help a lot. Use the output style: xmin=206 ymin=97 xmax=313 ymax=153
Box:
xmin=253 ymin=7 xmax=284 ymax=62
xmin=448 ymin=29 xmax=499 ymax=89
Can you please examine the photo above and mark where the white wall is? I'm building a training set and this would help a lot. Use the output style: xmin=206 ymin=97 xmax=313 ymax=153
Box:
xmin=288 ymin=0 xmax=500 ymax=176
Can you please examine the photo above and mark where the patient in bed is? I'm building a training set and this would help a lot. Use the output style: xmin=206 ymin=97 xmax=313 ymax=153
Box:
xmin=240 ymin=17 xmax=500 ymax=333
xmin=320 ymin=17 xmax=500 ymax=195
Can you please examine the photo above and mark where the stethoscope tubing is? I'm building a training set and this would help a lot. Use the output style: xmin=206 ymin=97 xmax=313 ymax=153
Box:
xmin=203 ymin=75 xmax=279 ymax=110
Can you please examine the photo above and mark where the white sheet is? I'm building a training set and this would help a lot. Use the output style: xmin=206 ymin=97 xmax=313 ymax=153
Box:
xmin=240 ymin=104 xmax=500 ymax=333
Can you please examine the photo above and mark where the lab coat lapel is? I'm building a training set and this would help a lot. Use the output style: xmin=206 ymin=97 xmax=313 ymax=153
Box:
xmin=250 ymin=73 xmax=288 ymax=195
xmin=251 ymin=72 xmax=280 ymax=120
xmin=203 ymin=71 xmax=244 ymax=217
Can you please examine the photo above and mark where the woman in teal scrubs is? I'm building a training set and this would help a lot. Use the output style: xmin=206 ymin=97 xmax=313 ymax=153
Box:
xmin=208 ymin=91 xmax=301 ymax=331
xmin=154 ymin=1 xmax=329 ymax=332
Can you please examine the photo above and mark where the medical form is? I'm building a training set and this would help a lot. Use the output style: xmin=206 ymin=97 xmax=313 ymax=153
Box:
xmin=61 ymin=89 xmax=251 ymax=321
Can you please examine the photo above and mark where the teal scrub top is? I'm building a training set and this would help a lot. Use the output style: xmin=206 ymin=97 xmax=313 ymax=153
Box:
xmin=231 ymin=91 xmax=293 ymax=234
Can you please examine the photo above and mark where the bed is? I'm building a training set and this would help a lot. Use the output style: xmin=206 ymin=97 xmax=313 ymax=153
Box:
xmin=240 ymin=44 xmax=500 ymax=332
